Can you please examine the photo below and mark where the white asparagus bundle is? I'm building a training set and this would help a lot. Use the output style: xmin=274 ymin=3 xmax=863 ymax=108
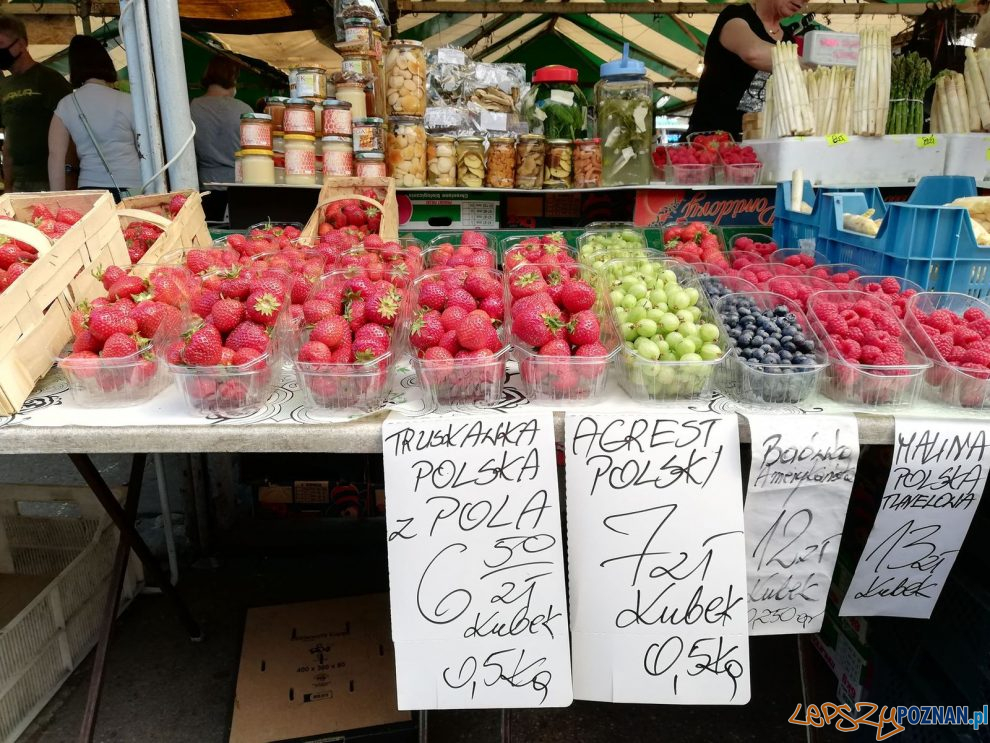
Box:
xmin=853 ymin=27 xmax=892 ymax=136
xmin=965 ymin=48 xmax=990 ymax=131
xmin=802 ymin=66 xmax=855 ymax=136
xmin=771 ymin=42 xmax=815 ymax=136
xmin=935 ymin=72 xmax=971 ymax=133
xmin=764 ymin=72 xmax=776 ymax=138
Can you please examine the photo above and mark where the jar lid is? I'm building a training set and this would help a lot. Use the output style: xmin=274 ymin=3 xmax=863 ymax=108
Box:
xmin=343 ymin=17 xmax=372 ymax=25
xmin=548 ymin=139 xmax=574 ymax=145
xmin=489 ymin=136 xmax=516 ymax=143
xmin=322 ymin=136 xmax=352 ymax=144
xmin=285 ymin=134 xmax=316 ymax=141
xmin=336 ymin=80 xmax=366 ymax=89
xmin=273 ymin=131 xmax=285 ymax=137
xmin=265 ymin=96 xmax=290 ymax=105
xmin=428 ymin=135 xmax=456 ymax=142
xmin=533 ymin=65 xmax=578 ymax=84
xmin=575 ymin=138 xmax=602 ymax=145
xmin=519 ymin=134 xmax=546 ymax=142
xmin=322 ymin=98 xmax=352 ymax=108
xmin=457 ymin=136 xmax=485 ymax=143
xmin=387 ymin=39 xmax=423 ymax=48
xmin=354 ymin=117 xmax=384 ymax=125
xmin=240 ymin=149 xmax=274 ymax=156
xmin=600 ymin=43 xmax=646 ymax=78
xmin=241 ymin=113 xmax=272 ymax=121
xmin=390 ymin=115 xmax=425 ymax=124
xmin=286 ymin=98 xmax=314 ymax=106
xmin=356 ymin=152 xmax=385 ymax=161
xmin=291 ymin=66 xmax=326 ymax=73
xmin=342 ymin=50 xmax=373 ymax=59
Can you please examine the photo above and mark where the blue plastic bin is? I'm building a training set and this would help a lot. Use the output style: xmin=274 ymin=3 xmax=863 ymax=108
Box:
xmin=772 ymin=181 xmax=885 ymax=250
xmin=906 ymin=175 xmax=978 ymax=205
xmin=817 ymin=191 xmax=990 ymax=297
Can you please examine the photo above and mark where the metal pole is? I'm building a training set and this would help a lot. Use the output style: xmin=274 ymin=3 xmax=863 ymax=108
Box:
xmin=119 ymin=0 xmax=166 ymax=193
xmin=145 ymin=0 xmax=198 ymax=191
xmin=153 ymin=453 xmax=179 ymax=585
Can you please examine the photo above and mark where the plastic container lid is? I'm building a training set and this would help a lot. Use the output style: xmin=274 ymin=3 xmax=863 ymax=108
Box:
xmin=284 ymin=134 xmax=316 ymax=141
xmin=322 ymin=135 xmax=352 ymax=145
xmin=354 ymin=117 xmax=384 ymax=125
xmin=240 ymin=149 xmax=274 ymax=156
xmin=533 ymin=65 xmax=578 ymax=84
xmin=286 ymin=98 xmax=314 ymax=106
xmin=265 ymin=96 xmax=289 ymax=104
xmin=600 ymin=43 xmax=646 ymax=78
xmin=356 ymin=152 xmax=385 ymax=160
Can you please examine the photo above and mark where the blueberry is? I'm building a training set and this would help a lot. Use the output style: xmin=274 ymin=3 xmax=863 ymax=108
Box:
xmin=764 ymin=353 xmax=781 ymax=364
xmin=782 ymin=341 xmax=797 ymax=353
xmin=779 ymin=350 xmax=793 ymax=362
xmin=766 ymin=337 xmax=781 ymax=350
xmin=799 ymin=339 xmax=816 ymax=353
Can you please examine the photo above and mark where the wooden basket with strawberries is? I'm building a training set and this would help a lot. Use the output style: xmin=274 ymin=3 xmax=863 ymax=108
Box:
xmin=300 ymin=177 xmax=399 ymax=244
xmin=0 ymin=190 xmax=129 ymax=416
xmin=118 ymin=190 xmax=211 ymax=265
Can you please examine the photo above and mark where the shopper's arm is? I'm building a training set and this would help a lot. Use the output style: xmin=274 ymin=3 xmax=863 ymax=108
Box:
xmin=47 ymin=114 xmax=69 ymax=191
xmin=720 ymin=18 xmax=774 ymax=72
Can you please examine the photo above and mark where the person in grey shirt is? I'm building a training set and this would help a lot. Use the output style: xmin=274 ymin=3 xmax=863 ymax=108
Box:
xmin=190 ymin=55 xmax=252 ymax=185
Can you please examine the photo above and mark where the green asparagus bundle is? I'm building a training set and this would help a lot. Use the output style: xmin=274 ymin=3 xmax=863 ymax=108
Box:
xmin=887 ymin=52 xmax=931 ymax=134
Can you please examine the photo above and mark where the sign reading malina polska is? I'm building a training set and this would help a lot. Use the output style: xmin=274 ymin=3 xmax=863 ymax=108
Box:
xmin=565 ymin=412 xmax=750 ymax=705
xmin=382 ymin=411 xmax=573 ymax=709
xmin=744 ymin=414 xmax=859 ymax=635
xmin=841 ymin=418 xmax=990 ymax=619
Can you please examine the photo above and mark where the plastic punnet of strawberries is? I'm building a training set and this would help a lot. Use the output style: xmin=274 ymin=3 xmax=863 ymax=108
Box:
xmin=338 ymin=234 xmax=423 ymax=289
xmin=424 ymin=230 xmax=495 ymax=269
xmin=58 ymin=264 xmax=194 ymax=405
xmin=407 ymin=267 xmax=509 ymax=406
xmin=507 ymin=264 xmax=616 ymax=400
xmin=906 ymin=294 xmax=990 ymax=409
xmin=807 ymin=290 xmax=928 ymax=405
xmin=663 ymin=222 xmax=728 ymax=270
xmin=293 ymin=268 xmax=402 ymax=411
xmin=503 ymin=233 xmax=575 ymax=273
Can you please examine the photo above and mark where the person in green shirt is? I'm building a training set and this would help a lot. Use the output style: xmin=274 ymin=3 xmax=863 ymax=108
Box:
xmin=0 ymin=14 xmax=72 ymax=192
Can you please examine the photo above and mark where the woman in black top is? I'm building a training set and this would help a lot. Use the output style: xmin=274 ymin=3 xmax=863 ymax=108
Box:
xmin=689 ymin=0 xmax=808 ymax=138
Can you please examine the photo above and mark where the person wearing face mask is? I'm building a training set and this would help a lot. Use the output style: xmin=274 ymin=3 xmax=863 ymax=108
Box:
xmin=0 ymin=14 xmax=72 ymax=192
xmin=190 ymin=55 xmax=252 ymax=186
xmin=688 ymin=0 xmax=809 ymax=139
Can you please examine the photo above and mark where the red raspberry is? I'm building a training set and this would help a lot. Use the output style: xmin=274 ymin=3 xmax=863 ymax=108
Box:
xmin=880 ymin=277 xmax=901 ymax=294
xmin=827 ymin=316 xmax=849 ymax=336
xmin=876 ymin=313 xmax=902 ymax=334
xmin=814 ymin=301 xmax=838 ymax=320
xmin=860 ymin=344 xmax=882 ymax=364
xmin=969 ymin=318 xmax=990 ymax=337
xmin=927 ymin=309 xmax=957 ymax=333
xmin=858 ymin=318 xmax=877 ymax=336
xmin=933 ymin=333 xmax=954 ymax=359
xmin=962 ymin=348 xmax=990 ymax=366
xmin=953 ymin=326 xmax=981 ymax=347
xmin=852 ymin=300 xmax=874 ymax=319
xmin=963 ymin=307 xmax=986 ymax=323
xmin=877 ymin=347 xmax=906 ymax=366
xmin=840 ymin=309 xmax=861 ymax=326
xmin=961 ymin=362 xmax=990 ymax=380
xmin=947 ymin=346 xmax=966 ymax=363
xmin=838 ymin=338 xmax=861 ymax=360
xmin=846 ymin=326 xmax=866 ymax=343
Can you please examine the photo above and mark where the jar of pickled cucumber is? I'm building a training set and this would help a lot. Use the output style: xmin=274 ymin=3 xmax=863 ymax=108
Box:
xmin=456 ymin=137 xmax=485 ymax=188
xmin=386 ymin=116 xmax=427 ymax=187
xmin=514 ymin=134 xmax=545 ymax=189
xmin=427 ymin=135 xmax=457 ymax=187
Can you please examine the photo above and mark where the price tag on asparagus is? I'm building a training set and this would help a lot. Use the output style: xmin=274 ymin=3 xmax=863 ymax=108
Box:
xmin=825 ymin=133 xmax=849 ymax=146
xmin=916 ymin=135 xmax=937 ymax=148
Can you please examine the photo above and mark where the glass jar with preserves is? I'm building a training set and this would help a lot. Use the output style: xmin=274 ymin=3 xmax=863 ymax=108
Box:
xmin=387 ymin=117 xmax=427 ymax=188
xmin=241 ymin=149 xmax=275 ymax=185
xmin=322 ymin=136 xmax=354 ymax=177
xmin=352 ymin=117 xmax=384 ymax=154
xmin=427 ymin=135 xmax=456 ymax=187
xmin=485 ymin=136 xmax=515 ymax=188
xmin=335 ymin=81 xmax=367 ymax=120
xmin=234 ymin=150 xmax=243 ymax=183
xmin=355 ymin=152 xmax=386 ymax=178
xmin=272 ymin=132 xmax=285 ymax=154
xmin=544 ymin=139 xmax=573 ymax=189
xmin=385 ymin=40 xmax=426 ymax=117
xmin=522 ymin=65 xmax=589 ymax=140
xmin=284 ymin=98 xmax=316 ymax=135
xmin=343 ymin=17 xmax=372 ymax=46
xmin=456 ymin=137 xmax=485 ymax=188
xmin=514 ymin=134 xmax=545 ymax=189
xmin=274 ymin=152 xmax=285 ymax=184
xmin=341 ymin=51 xmax=375 ymax=80
xmin=594 ymin=50 xmax=653 ymax=186
xmin=284 ymin=134 xmax=316 ymax=185
xmin=321 ymin=99 xmax=352 ymax=137
xmin=240 ymin=113 xmax=272 ymax=150
xmin=573 ymin=138 xmax=602 ymax=188
xmin=289 ymin=67 xmax=327 ymax=100
xmin=264 ymin=97 xmax=288 ymax=132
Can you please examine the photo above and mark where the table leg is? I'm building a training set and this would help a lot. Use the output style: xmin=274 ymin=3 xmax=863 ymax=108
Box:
xmin=500 ymin=709 xmax=512 ymax=743
xmin=68 ymin=454 xmax=202 ymax=639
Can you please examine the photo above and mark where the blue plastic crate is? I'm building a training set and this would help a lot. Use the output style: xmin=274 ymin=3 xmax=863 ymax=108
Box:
xmin=773 ymin=180 xmax=885 ymax=251
xmin=817 ymin=192 xmax=990 ymax=298
xmin=907 ymin=175 xmax=978 ymax=205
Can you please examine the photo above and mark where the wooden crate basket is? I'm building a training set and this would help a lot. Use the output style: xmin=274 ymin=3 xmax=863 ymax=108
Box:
xmin=0 ymin=484 xmax=142 ymax=743
xmin=118 ymin=190 xmax=211 ymax=266
xmin=0 ymin=190 xmax=129 ymax=416
xmin=300 ymin=176 xmax=399 ymax=242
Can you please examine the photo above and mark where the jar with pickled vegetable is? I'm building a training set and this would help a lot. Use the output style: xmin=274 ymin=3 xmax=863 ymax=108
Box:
xmin=385 ymin=40 xmax=427 ymax=117
xmin=544 ymin=140 xmax=573 ymax=189
xmin=427 ymin=135 xmax=456 ymax=187
xmin=456 ymin=137 xmax=485 ymax=188
xmin=485 ymin=136 xmax=515 ymax=188
xmin=595 ymin=50 xmax=653 ymax=186
xmin=521 ymin=66 xmax=588 ymax=140
xmin=514 ymin=134 xmax=545 ymax=189
xmin=387 ymin=117 xmax=427 ymax=187
xmin=573 ymin=138 xmax=602 ymax=188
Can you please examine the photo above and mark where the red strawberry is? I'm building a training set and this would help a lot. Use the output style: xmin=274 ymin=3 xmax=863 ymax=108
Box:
xmin=539 ymin=339 xmax=571 ymax=357
xmin=567 ymin=311 xmax=600 ymax=346
xmin=559 ymin=279 xmax=596 ymax=313
xmin=210 ymin=298 xmax=245 ymax=334
xmin=131 ymin=300 xmax=180 ymax=338
xmin=456 ymin=310 xmax=494 ymax=351
xmin=346 ymin=299 xmax=367 ymax=330
xmin=72 ymin=329 xmax=99 ymax=353
xmin=446 ymin=287 xmax=477 ymax=313
xmin=438 ymin=329 xmax=459 ymax=356
xmin=513 ymin=304 xmax=565 ymax=348
xmin=191 ymin=290 xmax=221 ymax=319
xmin=182 ymin=325 xmax=223 ymax=365
xmin=299 ymin=340 xmax=333 ymax=363
xmin=168 ymin=194 xmax=188 ymax=218
xmin=411 ymin=309 xmax=444 ymax=351
xmin=30 ymin=203 xmax=55 ymax=224
xmin=464 ymin=270 xmax=500 ymax=300
xmin=440 ymin=305 xmax=468 ymax=331
xmin=353 ymin=323 xmax=391 ymax=360
xmin=98 ymin=265 xmax=128 ymax=291
xmin=244 ymin=291 xmax=282 ymax=327
xmin=479 ymin=294 xmax=504 ymax=321
xmin=55 ymin=207 xmax=83 ymax=226
xmin=89 ymin=306 xmax=138 ymax=342
xmin=61 ymin=350 xmax=100 ymax=377
xmin=418 ymin=281 xmax=447 ymax=311
xmin=509 ymin=270 xmax=549 ymax=299
xmin=303 ymin=299 xmax=336 ymax=325
xmin=311 ymin=316 xmax=348 ymax=349
xmin=233 ymin=347 xmax=264 ymax=367
xmin=107 ymin=275 xmax=147 ymax=301
xmin=225 ymin=321 xmax=270 ymax=354
xmin=365 ymin=286 xmax=402 ymax=327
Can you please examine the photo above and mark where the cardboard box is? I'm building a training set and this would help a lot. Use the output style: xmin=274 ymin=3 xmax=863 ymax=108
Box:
xmin=294 ymin=481 xmax=330 ymax=505
xmin=230 ymin=594 xmax=414 ymax=743
xmin=258 ymin=485 xmax=294 ymax=505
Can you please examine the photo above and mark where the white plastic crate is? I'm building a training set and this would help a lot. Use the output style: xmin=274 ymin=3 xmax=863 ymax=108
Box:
xmin=0 ymin=485 xmax=143 ymax=743
xmin=748 ymin=135 xmax=947 ymax=186
xmin=942 ymin=133 xmax=990 ymax=184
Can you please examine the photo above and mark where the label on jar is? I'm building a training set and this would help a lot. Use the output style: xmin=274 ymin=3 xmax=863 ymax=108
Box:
xmin=289 ymin=71 xmax=324 ymax=99
xmin=344 ymin=26 xmax=371 ymax=44
xmin=353 ymin=126 xmax=382 ymax=153
xmin=437 ymin=48 xmax=466 ymax=65
xmin=324 ymin=150 xmax=354 ymax=177
xmin=550 ymin=89 xmax=575 ymax=106
xmin=342 ymin=58 xmax=373 ymax=77
xmin=356 ymin=160 xmax=387 ymax=178
xmin=240 ymin=122 xmax=271 ymax=149
xmin=234 ymin=158 xmax=243 ymax=183
xmin=284 ymin=108 xmax=315 ymax=134
xmin=285 ymin=147 xmax=316 ymax=176
xmin=323 ymin=108 xmax=353 ymax=137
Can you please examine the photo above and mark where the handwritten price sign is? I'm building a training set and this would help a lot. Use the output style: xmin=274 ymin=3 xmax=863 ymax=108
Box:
xmin=564 ymin=412 xmax=750 ymax=705
xmin=744 ymin=414 xmax=859 ymax=635
xmin=382 ymin=412 xmax=573 ymax=709
xmin=840 ymin=418 xmax=990 ymax=618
